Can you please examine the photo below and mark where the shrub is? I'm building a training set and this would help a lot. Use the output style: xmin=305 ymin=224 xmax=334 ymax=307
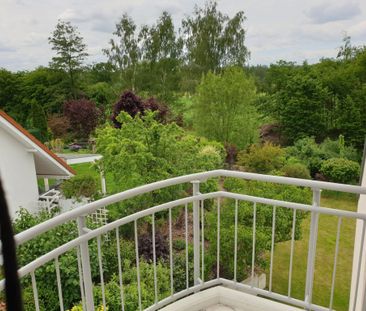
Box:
xmin=237 ymin=142 xmax=285 ymax=174
xmin=48 ymin=115 xmax=70 ymax=139
xmin=285 ymin=137 xmax=324 ymax=177
xmin=320 ymin=136 xmax=360 ymax=162
xmin=111 ymin=91 xmax=170 ymax=128
xmin=286 ymin=136 xmax=361 ymax=177
xmin=61 ymin=175 xmax=98 ymax=199
xmin=320 ymin=158 xmax=360 ymax=184
xmin=63 ymin=99 xmax=100 ymax=138
xmin=111 ymin=91 xmax=145 ymax=128
xmin=281 ymin=163 xmax=311 ymax=179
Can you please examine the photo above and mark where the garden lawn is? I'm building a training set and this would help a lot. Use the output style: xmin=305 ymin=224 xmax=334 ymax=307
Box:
xmin=269 ymin=192 xmax=358 ymax=311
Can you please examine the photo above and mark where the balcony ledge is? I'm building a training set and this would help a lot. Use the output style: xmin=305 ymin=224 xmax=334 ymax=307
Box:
xmin=160 ymin=286 xmax=302 ymax=311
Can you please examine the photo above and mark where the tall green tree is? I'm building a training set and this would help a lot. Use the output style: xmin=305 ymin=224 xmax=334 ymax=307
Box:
xmin=0 ymin=69 xmax=24 ymax=122
xmin=48 ymin=20 xmax=88 ymax=97
xmin=138 ymin=11 xmax=183 ymax=101
xmin=103 ymin=14 xmax=140 ymax=90
xmin=194 ymin=67 xmax=259 ymax=148
xmin=30 ymin=100 xmax=48 ymax=142
xmin=276 ymin=74 xmax=330 ymax=143
xmin=182 ymin=1 xmax=249 ymax=76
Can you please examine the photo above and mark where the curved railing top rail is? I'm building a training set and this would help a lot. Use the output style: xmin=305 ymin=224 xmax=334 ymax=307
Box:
xmin=15 ymin=169 xmax=366 ymax=246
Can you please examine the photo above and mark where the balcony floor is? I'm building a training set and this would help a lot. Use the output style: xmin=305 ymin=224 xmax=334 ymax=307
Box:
xmin=205 ymin=304 xmax=244 ymax=310
xmin=160 ymin=286 xmax=302 ymax=311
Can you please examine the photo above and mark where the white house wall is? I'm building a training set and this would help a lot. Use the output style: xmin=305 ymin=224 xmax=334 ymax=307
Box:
xmin=0 ymin=127 xmax=39 ymax=219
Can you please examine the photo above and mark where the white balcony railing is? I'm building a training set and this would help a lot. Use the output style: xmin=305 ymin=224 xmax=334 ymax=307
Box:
xmin=1 ymin=170 xmax=366 ymax=311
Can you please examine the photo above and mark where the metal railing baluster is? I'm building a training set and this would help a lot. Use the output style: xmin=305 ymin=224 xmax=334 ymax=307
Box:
xmin=31 ymin=271 xmax=40 ymax=311
xmin=77 ymin=216 xmax=94 ymax=311
xmin=134 ymin=220 xmax=142 ymax=311
xmin=169 ymin=208 xmax=174 ymax=296
xmin=269 ymin=206 xmax=276 ymax=292
xmin=234 ymin=199 xmax=238 ymax=283
xmin=329 ymin=217 xmax=342 ymax=310
xmin=288 ymin=209 xmax=297 ymax=297
xmin=97 ymin=236 xmax=106 ymax=310
xmin=185 ymin=203 xmax=189 ymax=289
xmin=251 ymin=202 xmax=257 ymax=287
xmin=217 ymin=197 xmax=221 ymax=278
xmin=55 ymin=257 xmax=64 ymax=311
xmin=76 ymin=247 xmax=86 ymax=311
xmin=152 ymin=214 xmax=158 ymax=304
xmin=192 ymin=181 xmax=201 ymax=285
xmin=116 ymin=228 xmax=125 ymax=311
xmin=201 ymin=200 xmax=205 ymax=282
xmin=305 ymin=189 xmax=321 ymax=307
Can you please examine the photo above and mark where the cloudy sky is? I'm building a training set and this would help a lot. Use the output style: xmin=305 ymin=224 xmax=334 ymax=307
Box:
xmin=0 ymin=0 xmax=365 ymax=71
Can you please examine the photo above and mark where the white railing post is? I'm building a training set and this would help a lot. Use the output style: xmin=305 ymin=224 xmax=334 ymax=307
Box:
xmin=191 ymin=180 xmax=201 ymax=285
xmin=77 ymin=216 xmax=95 ymax=311
xmin=305 ymin=188 xmax=321 ymax=308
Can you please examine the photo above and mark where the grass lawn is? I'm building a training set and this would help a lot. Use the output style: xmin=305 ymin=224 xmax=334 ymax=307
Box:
xmin=269 ymin=191 xmax=358 ymax=311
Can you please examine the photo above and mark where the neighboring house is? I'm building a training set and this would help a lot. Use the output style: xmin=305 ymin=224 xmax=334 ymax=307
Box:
xmin=0 ymin=110 xmax=75 ymax=219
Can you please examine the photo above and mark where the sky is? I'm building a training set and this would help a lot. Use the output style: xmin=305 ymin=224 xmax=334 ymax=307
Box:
xmin=0 ymin=0 xmax=365 ymax=71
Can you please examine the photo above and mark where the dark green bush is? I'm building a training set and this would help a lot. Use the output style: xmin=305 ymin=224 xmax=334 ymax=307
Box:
xmin=320 ymin=158 xmax=360 ymax=184
xmin=61 ymin=174 xmax=98 ymax=199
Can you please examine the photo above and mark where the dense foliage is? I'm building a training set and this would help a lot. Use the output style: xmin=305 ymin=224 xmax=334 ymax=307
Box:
xmin=61 ymin=174 xmax=99 ymax=200
xmin=237 ymin=142 xmax=285 ymax=174
xmin=96 ymin=111 xmax=224 ymax=218
xmin=194 ymin=67 xmax=259 ymax=148
xmin=320 ymin=158 xmax=360 ymax=184
xmin=63 ymin=99 xmax=100 ymax=138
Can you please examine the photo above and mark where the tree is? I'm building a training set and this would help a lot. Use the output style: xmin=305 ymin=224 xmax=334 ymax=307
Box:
xmin=63 ymin=99 xmax=100 ymax=138
xmin=111 ymin=90 xmax=169 ymax=128
xmin=96 ymin=111 xmax=224 ymax=217
xmin=103 ymin=14 xmax=140 ymax=90
xmin=21 ymin=67 xmax=69 ymax=114
xmin=111 ymin=91 xmax=144 ymax=127
xmin=30 ymin=100 xmax=48 ymax=142
xmin=337 ymin=34 xmax=358 ymax=61
xmin=138 ymin=11 xmax=183 ymax=101
xmin=182 ymin=1 xmax=249 ymax=76
xmin=48 ymin=20 xmax=88 ymax=97
xmin=276 ymin=73 xmax=331 ymax=143
xmin=194 ymin=67 xmax=259 ymax=148
xmin=0 ymin=69 xmax=25 ymax=122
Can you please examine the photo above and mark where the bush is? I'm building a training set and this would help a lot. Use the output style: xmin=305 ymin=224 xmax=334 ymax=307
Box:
xmin=61 ymin=175 xmax=98 ymax=199
xmin=286 ymin=136 xmax=361 ymax=177
xmin=63 ymin=99 xmax=100 ymax=139
xmin=320 ymin=136 xmax=360 ymax=162
xmin=237 ymin=142 xmax=285 ymax=174
xmin=285 ymin=137 xmax=324 ymax=177
xmin=320 ymin=158 xmax=360 ymax=184
xmin=281 ymin=163 xmax=311 ymax=179
xmin=48 ymin=115 xmax=70 ymax=139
